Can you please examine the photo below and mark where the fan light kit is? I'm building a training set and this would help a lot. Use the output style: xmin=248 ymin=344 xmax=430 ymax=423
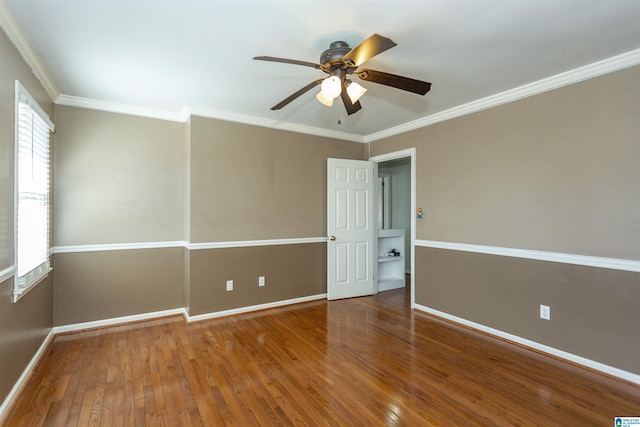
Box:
xmin=315 ymin=76 xmax=366 ymax=107
xmin=254 ymin=34 xmax=431 ymax=115
xmin=321 ymin=76 xmax=342 ymax=99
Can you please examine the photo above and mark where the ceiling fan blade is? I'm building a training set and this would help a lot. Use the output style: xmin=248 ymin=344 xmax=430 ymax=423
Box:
xmin=341 ymin=34 xmax=397 ymax=67
xmin=271 ymin=79 xmax=324 ymax=110
xmin=357 ymin=69 xmax=431 ymax=95
xmin=340 ymin=81 xmax=362 ymax=115
xmin=253 ymin=56 xmax=323 ymax=69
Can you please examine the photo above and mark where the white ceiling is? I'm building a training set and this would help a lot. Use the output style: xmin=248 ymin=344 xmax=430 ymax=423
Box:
xmin=3 ymin=0 xmax=640 ymax=139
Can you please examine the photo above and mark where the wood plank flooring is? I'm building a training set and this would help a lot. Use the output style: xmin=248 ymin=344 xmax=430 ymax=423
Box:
xmin=4 ymin=287 xmax=639 ymax=426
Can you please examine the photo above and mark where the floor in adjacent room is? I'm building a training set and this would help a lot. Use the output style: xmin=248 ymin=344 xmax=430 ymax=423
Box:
xmin=5 ymin=285 xmax=639 ymax=426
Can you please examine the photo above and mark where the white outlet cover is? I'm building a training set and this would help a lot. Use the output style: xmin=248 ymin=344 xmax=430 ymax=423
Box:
xmin=540 ymin=304 xmax=550 ymax=320
xmin=226 ymin=280 xmax=233 ymax=291
xmin=259 ymin=276 xmax=265 ymax=287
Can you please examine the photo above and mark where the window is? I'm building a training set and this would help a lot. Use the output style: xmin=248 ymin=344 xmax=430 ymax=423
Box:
xmin=14 ymin=81 xmax=54 ymax=301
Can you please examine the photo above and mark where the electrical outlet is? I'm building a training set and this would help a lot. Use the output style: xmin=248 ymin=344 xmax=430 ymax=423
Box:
xmin=226 ymin=280 xmax=233 ymax=291
xmin=258 ymin=276 xmax=265 ymax=287
xmin=540 ymin=304 xmax=550 ymax=320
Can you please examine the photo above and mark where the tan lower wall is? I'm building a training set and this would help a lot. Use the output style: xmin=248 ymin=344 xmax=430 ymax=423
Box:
xmin=51 ymin=243 xmax=327 ymax=324
xmin=53 ymin=248 xmax=185 ymax=326
xmin=0 ymin=276 xmax=52 ymax=405
xmin=415 ymin=246 xmax=640 ymax=375
xmin=189 ymin=243 xmax=327 ymax=316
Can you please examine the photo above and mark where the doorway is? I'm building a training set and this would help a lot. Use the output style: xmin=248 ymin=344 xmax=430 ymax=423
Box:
xmin=370 ymin=148 xmax=416 ymax=308
xmin=377 ymin=158 xmax=411 ymax=274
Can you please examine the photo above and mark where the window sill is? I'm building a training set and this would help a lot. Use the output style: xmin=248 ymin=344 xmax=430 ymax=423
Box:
xmin=13 ymin=267 xmax=52 ymax=303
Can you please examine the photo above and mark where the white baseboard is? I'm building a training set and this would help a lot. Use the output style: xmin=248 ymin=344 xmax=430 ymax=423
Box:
xmin=186 ymin=294 xmax=327 ymax=323
xmin=51 ymin=294 xmax=330 ymax=332
xmin=0 ymin=329 xmax=55 ymax=424
xmin=52 ymin=308 xmax=187 ymax=334
xmin=414 ymin=303 xmax=640 ymax=385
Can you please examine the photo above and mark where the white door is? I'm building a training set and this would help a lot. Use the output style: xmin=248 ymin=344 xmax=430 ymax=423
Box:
xmin=327 ymin=158 xmax=375 ymax=300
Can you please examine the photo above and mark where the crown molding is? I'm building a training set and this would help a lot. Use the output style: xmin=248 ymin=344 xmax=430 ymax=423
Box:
xmin=365 ymin=48 xmax=640 ymax=142
xmin=56 ymin=94 xmax=189 ymax=123
xmin=53 ymin=96 xmax=366 ymax=142
xmin=59 ymin=47 xmax=639 ymax=142
xmin=0 ymin=1 xmax=60 ymax=101
xmin=187 ymin=106 xmax=366 ymax=143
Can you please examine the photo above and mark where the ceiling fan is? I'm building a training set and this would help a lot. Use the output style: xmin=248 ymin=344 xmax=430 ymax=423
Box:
xmin=253 ymin=34 xmax=431 ymax=115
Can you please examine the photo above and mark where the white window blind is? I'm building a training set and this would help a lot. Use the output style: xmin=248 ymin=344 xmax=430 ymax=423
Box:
xmin=15 ymin=81 xmax=54 ymax=296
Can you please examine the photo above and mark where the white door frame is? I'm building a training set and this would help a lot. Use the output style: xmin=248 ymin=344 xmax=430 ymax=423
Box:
xmin=377 ymin=173 xmax=391 ymax=230
xmin=370 ymin=148 xmax=416 ymax=309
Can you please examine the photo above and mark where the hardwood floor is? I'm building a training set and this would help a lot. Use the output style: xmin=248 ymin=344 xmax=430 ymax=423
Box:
xmin=5 ymin=287 xmax=639 ymax=426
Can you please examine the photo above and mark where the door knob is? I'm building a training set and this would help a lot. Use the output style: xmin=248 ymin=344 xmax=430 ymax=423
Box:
xmin=329 ymin=236 xmax=336 ymax=241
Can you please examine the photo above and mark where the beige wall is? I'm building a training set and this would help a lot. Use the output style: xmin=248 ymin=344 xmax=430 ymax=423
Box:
xmin=371 ymin=65 xmax=640 ymax=374
xmin=50 ymin=112 xmax=365 ymax=323
xmin=189 ymin=116 xmax=365 ymax=242
xmin=51 ymin=106 xmax=188 ymax=325
xmin=372 ymin=66 xmax=640 ymax=260
xmin=53 ymin=105 xmax=186 ymax=246
xmin=187 ymin=116 xmax=364 ymax=314
xmin=0 ymin=29 xmax=54 ymax=407
xmin=0 ymin=275 xmax=53 ymax=404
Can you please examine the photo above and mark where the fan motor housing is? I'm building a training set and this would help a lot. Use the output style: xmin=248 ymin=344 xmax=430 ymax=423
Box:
xmin=320 ymin=41 xmax=351 ymax=65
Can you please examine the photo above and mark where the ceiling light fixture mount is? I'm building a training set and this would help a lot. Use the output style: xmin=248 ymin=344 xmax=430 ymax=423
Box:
xmin=254 ymin=34 xmax=431 ymax=115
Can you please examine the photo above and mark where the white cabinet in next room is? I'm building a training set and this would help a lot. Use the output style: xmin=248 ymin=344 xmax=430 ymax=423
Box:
xmin=377 ymin=229 xmax=405 ymax=291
